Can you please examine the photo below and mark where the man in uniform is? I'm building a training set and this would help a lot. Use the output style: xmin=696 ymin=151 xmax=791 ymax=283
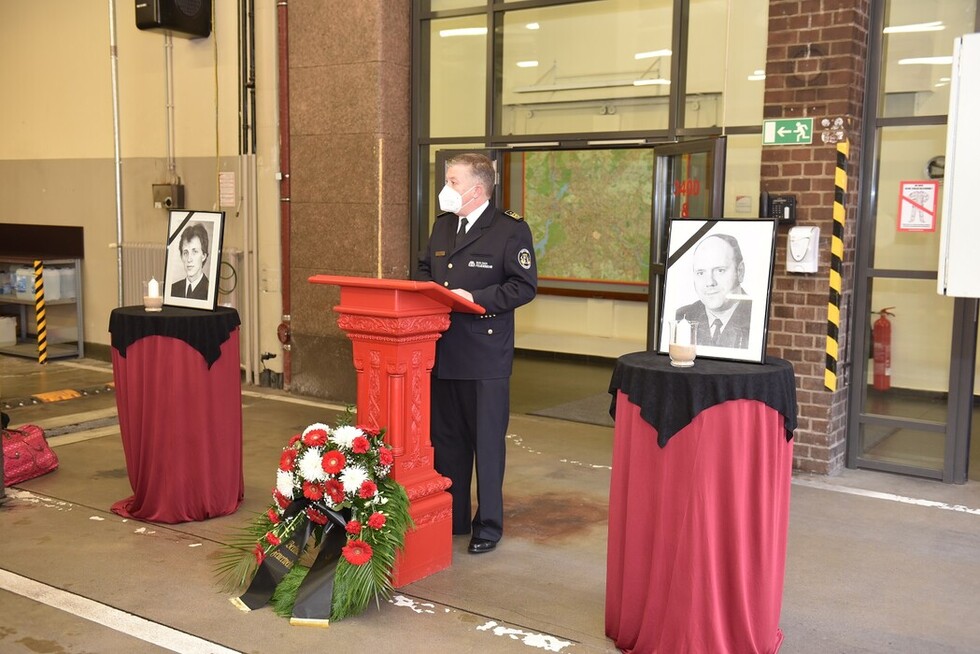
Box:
xmin=417 ymin=152 xmax=537 ymax=554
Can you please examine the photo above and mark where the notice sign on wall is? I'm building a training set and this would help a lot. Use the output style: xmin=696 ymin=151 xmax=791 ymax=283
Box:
xmin=897 ymin=180 xmax=938 ymax=232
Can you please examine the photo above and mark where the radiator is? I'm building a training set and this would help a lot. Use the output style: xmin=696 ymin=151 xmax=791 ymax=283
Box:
xmin=120 ymin=242 xmax=166 ymax=306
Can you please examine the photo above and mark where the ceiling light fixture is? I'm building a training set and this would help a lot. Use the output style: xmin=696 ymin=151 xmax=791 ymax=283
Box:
xmin=884 ymin=21 xmax=944 ymax=33
xmin=526 ymin=22 xmax=540 ymax=30
xmin=898 ymin=56 xmax=953 ymax=65
xmin=516 ymin=60 xmax=539 ymax=68
xmin=634 ymin=49 xmax=672 ymax=60
xmin=439 ymin=27 xmax=488 ymax=37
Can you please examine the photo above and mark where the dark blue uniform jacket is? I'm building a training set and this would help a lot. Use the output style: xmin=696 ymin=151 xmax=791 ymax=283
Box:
xmin=417 ymin=204 xmax=538 ymax=380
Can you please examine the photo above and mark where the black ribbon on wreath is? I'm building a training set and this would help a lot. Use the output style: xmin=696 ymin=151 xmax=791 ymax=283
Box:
xmin=233 ymin=499 xmax=349 ymax=624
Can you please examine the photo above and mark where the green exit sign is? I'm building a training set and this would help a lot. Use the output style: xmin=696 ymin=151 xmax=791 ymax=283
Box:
xmin=762 ymin=118 xmax=814 ymax=145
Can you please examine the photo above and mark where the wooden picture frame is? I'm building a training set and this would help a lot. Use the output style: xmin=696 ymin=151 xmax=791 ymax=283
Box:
xmin=163 ymin=210 xmax=225 ymax=311
xmin=657 ymin=218 xmax=777 ymax=364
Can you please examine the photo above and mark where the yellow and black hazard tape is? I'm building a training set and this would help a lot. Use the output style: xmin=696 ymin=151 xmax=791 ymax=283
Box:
xmin=33 ymin=259 xmax=47 ymax=364
xmin=825 ymin=140 xmax=848 ymax=392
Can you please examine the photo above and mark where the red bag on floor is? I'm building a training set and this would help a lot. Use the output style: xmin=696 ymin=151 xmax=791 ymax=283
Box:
xmin=2 ymin=424 xmax=59 ymax=486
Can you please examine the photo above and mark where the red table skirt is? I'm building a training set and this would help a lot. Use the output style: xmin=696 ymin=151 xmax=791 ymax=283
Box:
xmin=605 ymin=392 xmax=793 ymax=654
xmin=111 ymin=332 xmax=244 ymax=523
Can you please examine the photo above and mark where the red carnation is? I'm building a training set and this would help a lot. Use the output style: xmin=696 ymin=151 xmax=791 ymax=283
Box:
xmin=325 ymin=479 xmax=345 ymax=504
xmin=303 ymin=480 xmax=325 ymax=501
xmin=321 ymin=450 xmax=346 ymax=475
xmin=265 ymin=532 xmax=281 ymax=546
xmin=306 ymin=507 xmax=328 ymax=525
xmin=288 ymin=434 xmax=302 ymax=446
xmin=351 ymin=436 xmax=371 ymax=454
xmin=253 ymin=544 xmax=266 ymax=564
xmin=346 ymin=520 xmax=362 ymax=534
xmin=342 ymin=539 xmax=373 ymax=566
xmin=367 ymin=512 xmax=386 ymax=529
xmin=378 ymin=447 xmax=394 ymax=466
xmin=267 ymin=508 xmax=281 ymax=524
xmin=302 ymin=428 xmax=328 ymax=447
xmin=358 ymin=480 xmax=378 ymax=499
xmin=355 ymin=424 xmax=380 ymax=438
xmin=279 ymin=448 xmax=298 ymax=471
xmin=273 ymin=490 xmax=291 ymax=509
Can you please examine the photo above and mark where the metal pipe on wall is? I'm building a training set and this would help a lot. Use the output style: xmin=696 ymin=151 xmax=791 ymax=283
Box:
xmin=109 ymin=0 xmax=125 ymax=307
xmin=276 ymin=0 xmax=293 ymax=386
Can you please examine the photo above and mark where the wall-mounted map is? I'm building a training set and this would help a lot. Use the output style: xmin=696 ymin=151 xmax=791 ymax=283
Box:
xmin=518 ymin=149 xmax=654 ymax=285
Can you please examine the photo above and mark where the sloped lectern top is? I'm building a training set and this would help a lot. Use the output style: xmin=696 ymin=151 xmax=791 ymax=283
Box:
xmin=309 ymin=275 xmax=485 ymax=316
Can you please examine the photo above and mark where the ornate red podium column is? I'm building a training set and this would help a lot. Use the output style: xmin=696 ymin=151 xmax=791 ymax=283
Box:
xmin=308 ymin=276 xmax=484 ymax=586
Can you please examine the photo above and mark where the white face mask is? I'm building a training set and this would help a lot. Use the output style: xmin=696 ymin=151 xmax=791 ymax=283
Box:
xmin=438 ymin=184 xmax=473 ymax=214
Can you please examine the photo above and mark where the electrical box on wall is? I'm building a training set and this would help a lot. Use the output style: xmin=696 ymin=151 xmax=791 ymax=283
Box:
xmin=787 ymin=226 xmax=820 ymax=273
xmin=152 ymin=184 xmax=184 ymax=210
xmin=136 ymin=0 xmax=211 ymax=39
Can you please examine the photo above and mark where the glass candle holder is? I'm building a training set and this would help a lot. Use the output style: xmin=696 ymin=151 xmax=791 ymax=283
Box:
xmin=143 ymin=279 xmax=163 ymax=312
xmin=668 ymin=320 xmax=697 ymax=367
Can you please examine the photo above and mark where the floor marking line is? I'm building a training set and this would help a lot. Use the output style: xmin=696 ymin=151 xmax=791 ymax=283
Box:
xmin=241 ymin=389 xmax=347 ymax=411
xmin=792 ymin=477 xmax=980 ymax=516
xmin=0 ymin=569 xmax=241 ymax=654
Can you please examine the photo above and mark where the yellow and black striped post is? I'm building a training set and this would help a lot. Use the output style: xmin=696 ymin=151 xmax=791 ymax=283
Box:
xmin=34 ymin=259 xmax=48 ymax=364
xmin=825 ymin=140 xmax=848 ymax=391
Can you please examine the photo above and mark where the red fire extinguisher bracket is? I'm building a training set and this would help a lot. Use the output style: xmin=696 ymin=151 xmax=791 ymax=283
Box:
xmin=872 ymin=307 xmax=894 ymax=391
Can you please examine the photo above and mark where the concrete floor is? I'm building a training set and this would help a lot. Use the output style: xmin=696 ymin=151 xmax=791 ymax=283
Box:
xmin=1 ymin=353 xmax=979 ymax=653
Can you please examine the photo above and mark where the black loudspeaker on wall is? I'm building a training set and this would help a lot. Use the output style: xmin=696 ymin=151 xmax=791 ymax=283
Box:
xmin=135 ymin=0 xmax=211 ymax=39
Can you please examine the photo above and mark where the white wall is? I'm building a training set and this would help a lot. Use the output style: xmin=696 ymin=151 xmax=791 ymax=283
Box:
xmin=0 ymin=0 xmax=283 ymax=374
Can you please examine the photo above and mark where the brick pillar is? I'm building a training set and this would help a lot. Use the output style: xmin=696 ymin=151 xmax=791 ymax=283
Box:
xmin=762 ymin=0 xmax=870 ymax=474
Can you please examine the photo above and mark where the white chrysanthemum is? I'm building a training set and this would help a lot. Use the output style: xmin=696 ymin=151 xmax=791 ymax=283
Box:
xmin=297 ymin=447 xmax=328 ymax=482
xmin=276 ymin=469 xmax=296 ymax=499
xmin=303 ymin=422 xmax=331 ymax=438
xmin=340 ymin=464 xmax=369 ymax=495
xmin=331 ymin=425 xmax=363 ymax=451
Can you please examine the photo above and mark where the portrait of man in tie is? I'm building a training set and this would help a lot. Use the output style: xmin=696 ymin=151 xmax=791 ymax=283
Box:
xmin=675 ymin=233 xmax=752 ymax=349
xmin=658 ymin=218 xmax=777 ymax=365
xmin=163 ymin=211 xmax=225 ymax=311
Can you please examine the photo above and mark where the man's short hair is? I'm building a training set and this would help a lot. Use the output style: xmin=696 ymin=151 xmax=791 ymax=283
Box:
xmin=180 ymin=223 xmax=209 ymax=256
xmin=447 ymin=153 xmax=496 ymax=197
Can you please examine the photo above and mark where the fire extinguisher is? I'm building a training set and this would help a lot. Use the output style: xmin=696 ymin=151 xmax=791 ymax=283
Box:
xmin=872 ymin=307 xmax=894 ymax=391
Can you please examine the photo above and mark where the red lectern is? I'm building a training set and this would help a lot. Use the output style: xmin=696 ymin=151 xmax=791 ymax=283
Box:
xmin=308 ymin=275 xmax=485 ymax=587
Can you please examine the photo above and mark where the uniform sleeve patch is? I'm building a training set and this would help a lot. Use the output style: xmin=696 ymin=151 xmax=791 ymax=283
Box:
xmin=518 ymin=248 xmax=532 ymax=270
xmin=504 ymin=209 xmax=524 ymax=221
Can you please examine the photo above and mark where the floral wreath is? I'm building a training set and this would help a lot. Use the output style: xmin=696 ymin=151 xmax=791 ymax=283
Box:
xmin=218 ymin=412 xmax=412 ymax=623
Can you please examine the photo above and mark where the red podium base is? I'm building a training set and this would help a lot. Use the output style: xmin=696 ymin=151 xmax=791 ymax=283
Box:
xmin=309 ymin=276 xmax=485 ymax=586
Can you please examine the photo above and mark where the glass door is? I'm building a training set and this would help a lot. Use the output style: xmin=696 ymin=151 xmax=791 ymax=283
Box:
xmin=647 ymin=138 xmax=727 ymax=349
xmin=848 ymin=0 xmax=978 ymax=483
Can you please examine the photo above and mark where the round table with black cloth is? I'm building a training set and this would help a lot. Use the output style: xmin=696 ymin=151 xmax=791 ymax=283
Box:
xmin=108 ymin=306 xmax=244 ymax=523
xmin=605 ymin=352 xmax=798 ymax=654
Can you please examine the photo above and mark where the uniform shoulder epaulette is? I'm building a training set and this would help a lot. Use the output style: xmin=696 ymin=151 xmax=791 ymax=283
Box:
xmin=504 ymin=209 xmax=524 ymax=221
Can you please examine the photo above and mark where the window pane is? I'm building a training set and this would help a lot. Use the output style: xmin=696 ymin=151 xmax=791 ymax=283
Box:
xmin=867 ymin=277 xmax=952 ymax=395
xmin=722 ymin=134 xmax=763 ymax=217
xmin=873 ymin=125 xmax=946 ymax=270
xmin=685 ymin=0 xmax=768 ymax=128
xmin=429 ymin=17 xmax=487 ymax=138
xmin=500 ymin=0 xmax=673 ymax=136
xmin=880 ymin=0 xmax=976 ymax=117
xmin=429 ymin=0 xmax=486 ymax=11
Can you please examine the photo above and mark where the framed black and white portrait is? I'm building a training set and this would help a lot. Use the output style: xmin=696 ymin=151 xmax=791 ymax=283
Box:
xmin=657 ymin=218 xmax=777 ymax=364
xmin=163 ymin=210 xmax=225 ymax=311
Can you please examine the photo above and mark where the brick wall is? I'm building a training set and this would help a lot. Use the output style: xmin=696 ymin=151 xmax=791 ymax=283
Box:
xmin=762 ymin=0 xmax=870 ymax=474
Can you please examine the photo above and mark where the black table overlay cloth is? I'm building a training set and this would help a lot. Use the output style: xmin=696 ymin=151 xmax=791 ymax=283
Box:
xmin=109 ymin=306 xmax=241 ymax=368
xmin=608 ymin=352 xmax=798 ymax=447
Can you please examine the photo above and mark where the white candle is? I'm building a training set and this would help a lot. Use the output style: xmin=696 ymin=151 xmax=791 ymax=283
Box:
xmin=148 ymin=277 xmax=160 ymax=298
xmin=675 ymin=319 xmax=691 ymax=346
